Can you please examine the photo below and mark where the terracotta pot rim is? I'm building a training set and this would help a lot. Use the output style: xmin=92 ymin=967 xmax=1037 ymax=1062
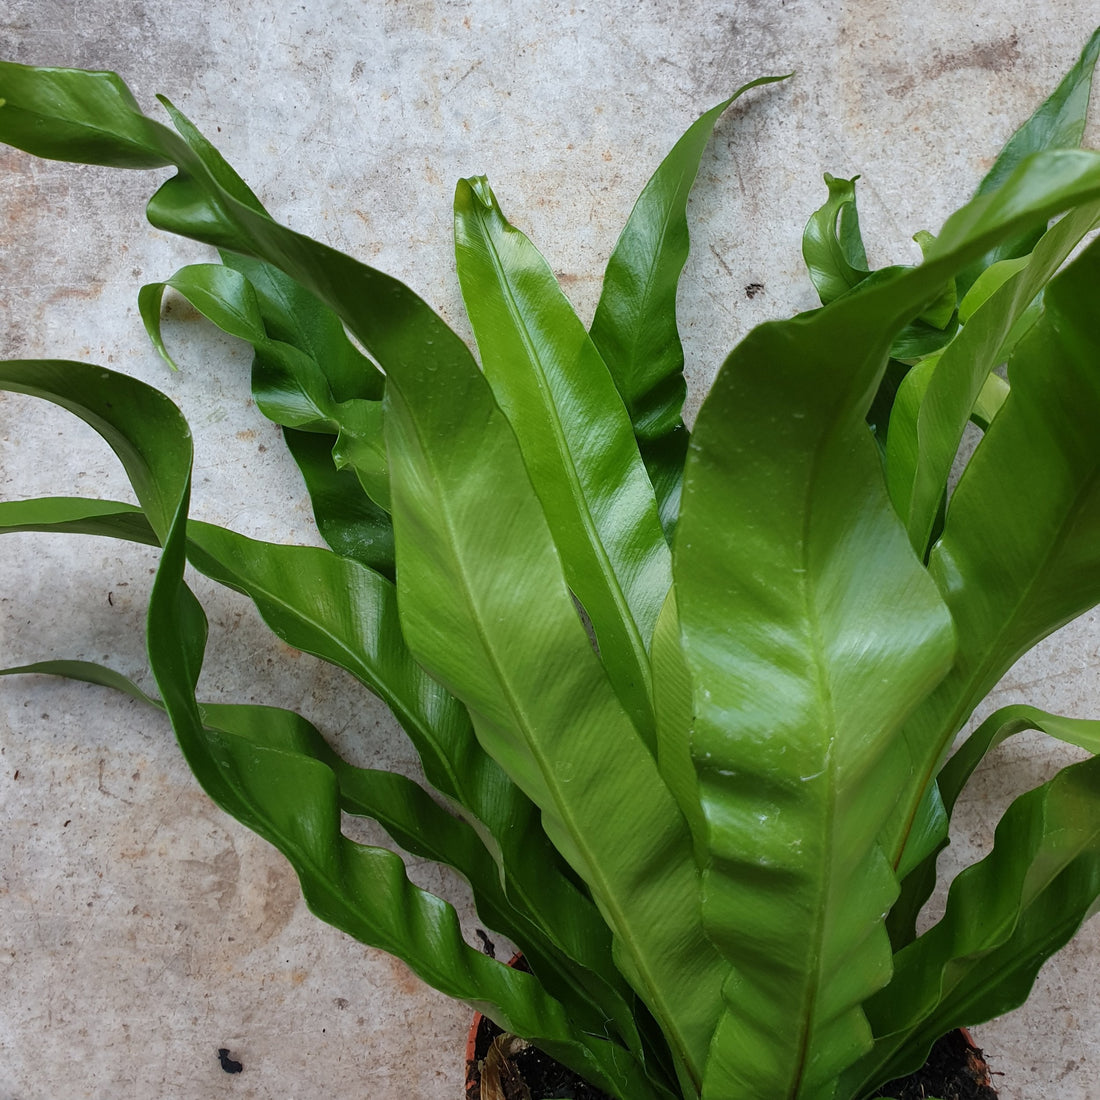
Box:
xmin=465 ymin=952 xmax=524 ymax=1098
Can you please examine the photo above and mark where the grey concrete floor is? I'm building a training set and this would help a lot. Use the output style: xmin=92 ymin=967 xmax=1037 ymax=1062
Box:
xmin=2 ymin=2 xmax=1100 ymax=1097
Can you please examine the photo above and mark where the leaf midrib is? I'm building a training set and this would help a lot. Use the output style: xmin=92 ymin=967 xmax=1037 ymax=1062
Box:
xmin=471 ymin=206 xmax=653 ymax=709
xmin=188 ymin=530 xmax=468 ymax=803
xmin=612 ymin=165 xmax=688 ymax=407
xmin=895 ymin=455 xmax=1100 ymax=869
xmin=398 ymin=394 xmax=703 ymax=1091
xmin=786 ymin=440 xmax=843 ymax=1100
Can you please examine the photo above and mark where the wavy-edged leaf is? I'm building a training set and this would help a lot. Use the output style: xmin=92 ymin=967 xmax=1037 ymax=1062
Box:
xmin=887 ymin=199 xmax=1100 ymax=558
xmin=282 ymin=427 xmax=394 ymax=577
xmin=138 ymin=261 xmax=391 ymax=510
xmin=175 ymin=642 xmax=662 ymax=1099
xmin=942 ymin=706 xmax=1100 ymax=813
xmin=0 ymin=657 xmax=529 ymax=939
xmin=134 ymin=101 xmax=393 ymax=567
xmin=802 ymin=179 xmax=956 ymax=364
xmin=453 ymin=176 xmax=669 ymax=743
xmin=152 ymin=98 xmax=394 ymax=585
xmin=848 ymin=754 xmax=1100 ymax=1092
xmin=0 ymin=360 xmax=187 ymax=540
xmin=193 ymin=702 xmax=636 ymax=1036
xmin=885 ymin=236 xmax=1100 ymax=883
xmin=139 ymin=262 xmax=266 ymax=368
xmin=591 ymin=77 xmax=786 ymax=439
xmin=0 ymin=654 xmax=641 ymax=1047
xmin=154 ymin=94 xmax=267 ymax=212
xmin=676 ymin=141 xmax=1100 ymax=1096
xmin=0 ymin=366 xmax=664 ymax=1100
xmin=156 ymin=97 xmax=392 ymax=549
xmin=0 ymin=68 xmax=425 ymax=436
xmin=887 ymin=703 xmax=1100 ymax=950
xmin=158 ymin=92 xmax=384 ymax=406
xmin=382 ymin=335 xmax=725 ymax=1093
xmin=0 ymin=486 xmax=478 ymax=805
xmin=9 ymin=67 xmax=1100 ymax=549
xmin=955 ymin=26 xmax=1100 ymax=295
xmin=9 ymin=62 xmax=1100 ymax=1098
xmin=187 ymin=718 xmax=659 ymax=1099
xmin=588 ymin=76 xmax=788 ymax=533
xmin=802 ymin=173 xmax=869 ymax=305
xmin=677 ymin=278 xmax=955 ymax=1100
xmin=0 ymin=489 xmax=635 ymax=1029
xmin=176 ymin=519 xmax=658 ymax=1034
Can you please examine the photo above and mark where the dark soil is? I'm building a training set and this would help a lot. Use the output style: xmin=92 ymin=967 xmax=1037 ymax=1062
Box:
xmin=870 ymin=1028 xmax=997 ymax=1100
xmin=465 ymin=1013 xmax=613 ymax=1100
xmin=466 ymin=1018 xmax=997 ymax=1100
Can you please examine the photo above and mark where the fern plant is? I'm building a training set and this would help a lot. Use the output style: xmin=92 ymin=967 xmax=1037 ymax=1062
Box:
xmin=3 ymin=28 xmax=1100 ymax=1099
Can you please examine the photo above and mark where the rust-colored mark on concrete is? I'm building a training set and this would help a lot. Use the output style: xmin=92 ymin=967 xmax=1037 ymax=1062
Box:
xmin=926 ymin=32 xmax=1021 ymax=80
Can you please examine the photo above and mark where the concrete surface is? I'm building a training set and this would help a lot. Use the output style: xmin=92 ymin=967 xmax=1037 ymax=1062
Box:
xmin=2 ymin=1 xmax=1100 ymax=1096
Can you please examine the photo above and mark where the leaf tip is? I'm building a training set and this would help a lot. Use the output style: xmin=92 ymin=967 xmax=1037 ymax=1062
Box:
xmin=457 ymin=174 xmax=495 ymax=211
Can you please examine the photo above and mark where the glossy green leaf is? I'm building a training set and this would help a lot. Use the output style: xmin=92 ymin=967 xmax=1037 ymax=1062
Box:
xmin=0 ymin=63 xmax=172 ymax=168
xmin=0 ymin=495 xmax=157 ymax=544
xmin=155 ymin=94 xmax=268 ymax=213
xmin=0 ymin=490 xmax=632 ymax=1025
xmin=591 ymin=77 xmax=786 ymax=439
xmin=955 ymin=255 xmax=1030 ymax=323
xmin=0 ymin=67 xmax=458 ymax=447
xmin=650 ymin=589 xmax=706 ymax=864
xmin=381 ymin=337 xmax=725 ymax=1093
xmin=0 ymin=360 xmax=187 ymax=541
xmin=158 ymin=87 xmax=385 ymax=406
xmin=909 ymin=231 xmax=956 ymax=330
xmin=156 ymin=96 xmax=393 ymax=573
xmin=177 ymin=522 xmax=651 ymax=1034
xmin=887 ymin=703 xmax=1100 ymax=950
xmin=802 ymin=180 xmax=956 ymax=364
xmin=887 ymin=199 xmax=1100 ymax=558
xmin=0 ymin=657 xmax=521 ymax=935
xmin=677 ymin=276 xmax=956 ymax=1099
xmin=849 ymin=754 xmax=1100 ymax=1092
xmin=139 ymin=262 xmax=265 ymax=368
xmin=880 ymin=351 xmax=1005 ymax=562
xmin=0 ymin=653 xmax=639 ymax=1047
xmin=886 ymin=235 xmax=1100 ymax=881
xmin=0 ymin=364 xmax=663 ymax=1100
xmin=955 ymin=26 xmax=1100 ymax=294
xmin=139 ymin=261 xmax=391 ymax=510
xmin=192 ymin=702 xmax=641 ymax=1041
xmin=453 ymin=176 xmax=669 ymax=742
xmin=942 ymin=706 xmax=1100 ymax=814
xmin=141 ymin=95 xmax=392 ymax=549
xmin=588 ymin=77 xmax=787 ymax=533
xmin=282 ymin=427 xmax=394 ymax=577
xmin=802 ymin=173 xmax=869 ymax=305
xmin=677 ymin=132 xmax=1100 ymax=1096
xmin=7 ymin=47 xmax=1100 ymax=1100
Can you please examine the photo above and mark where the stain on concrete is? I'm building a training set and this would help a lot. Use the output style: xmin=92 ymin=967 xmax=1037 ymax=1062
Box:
xmin=926 ymin=32 xmax=1021 ymax=80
